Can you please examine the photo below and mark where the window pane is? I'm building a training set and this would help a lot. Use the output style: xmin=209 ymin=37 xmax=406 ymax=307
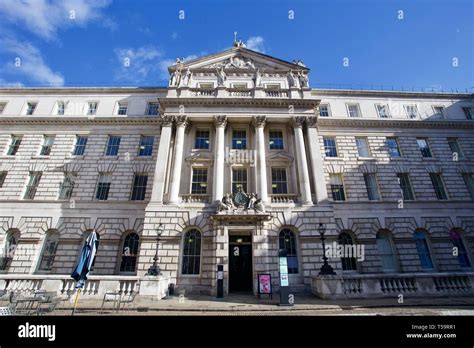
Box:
xmin=0 ymin=172 xmax=7 ymax=188
xmin=339 ymin=233 xmax=357 ymax=271
xmin=450 ymin=230 xmax=471 ymax=268
xmin=376 ymin=232 xmax=397 ymax=272
xmin=24 ymin=172 xmax=42 ymax=200
xmin=269 ymin=130 xmax=284 ymax=150
xmin=462 ymin=173 xmax=474 ymax=200
xmin=73 ymin=136 xmax=88 ymax=156
xmin=138 ymin=136 xmax=154 ymax=156
xmin=7 ymin=136 xmax=22 ymax=156
xmin=38 ymin=233 xmax=59 ymax=271
xmin=414 ymin=231 xmax=434 ymax=269
xmin=386 ymin=137 xmax=401 ymax=157
xmin=356 ymin=137 xmax=370 ymax=157
xmin=319 ymin=104 xmax=329 ymax=117
xmin=417 ymin=138 xmax=432 ymax=158
xmin=146 ymin=102 xmax=160 ymax=115
xmin=58 ymin=175 xmax=75 ymax=200
xmin=232 ymin=168 xmax=247 ymax=193
xmin=271 ymin=168 xmax=288 ymax=194
xmin=232 ymin=130 xmax=247 ymax=149
xmin=120 ymin=233 xmax=140 ymax=272
xmin=347 ymin=104 xmax=360 ymax=117
xmin=397 ymin=173 xmax=414 ymax=201
xmin=194 ymin=130 xmax=210 ymax=149
xmin=130 ymin=174 xmax=148 ymax=200
xmin=40 ymin=136 xmax=54 ymax=156
xmin=330 ymin=174 xmax=346 ymax=201
xmin=105 ymin=136 xmax=121 ymax=156
xmin=377 ymin=104 xmax=389 ymax=118
xmin=279 ymin=229 xmax=298 ymax=274
xmin=191 ymin=168 xmax=208 ymax=194
xmin=182 ymin=230 xmax=201 ymax=275
xmin=462 ymin=107 xmax=472 ymax=120
xmin=364 ymin=173 xmax=380 ymax=200
xmin=429 ymin=173 xmax=447 ymax=200
xmin=323 ymin=137 xmax=338 ymax=157
xmin=96 ymin=174 xmax=111 ymax=200
xmin=117 ymin=103 xmax=128 ymax=115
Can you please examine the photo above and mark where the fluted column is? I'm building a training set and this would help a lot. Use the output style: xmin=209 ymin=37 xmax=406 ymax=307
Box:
xmin=168 ymin=115 xmax=188 ymax=204
xmin=253 ymin=116 xmax=269 ymax=203
xmin=212 ymin=115 xmax=227 ymax=202
xmin=306 ymin=116 xmax=329 ymax=203
xmin=150 ymin=115 xmax=174 ymax=203
xmin=292 ymin=116 xmax=313 ymax=205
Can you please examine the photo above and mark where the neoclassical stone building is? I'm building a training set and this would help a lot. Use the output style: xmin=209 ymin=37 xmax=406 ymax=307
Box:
xmin=0 ymin=44 xmax=473 ymax=300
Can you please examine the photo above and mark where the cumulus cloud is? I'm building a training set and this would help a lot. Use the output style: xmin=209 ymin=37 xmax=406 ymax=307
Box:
xmin=245 ymin=36 xmax=265 ymax=53
xmin=0 ymin=36 xmax=64 ymax=86
xmin=0 ymin=0 xmax=116 ymax=41
xmin=114 ymin=46 xmax=165 ymax=83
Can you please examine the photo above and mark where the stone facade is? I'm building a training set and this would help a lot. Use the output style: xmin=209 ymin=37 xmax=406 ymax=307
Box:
xmin=0 ymin=45 xmax=473 ymax=300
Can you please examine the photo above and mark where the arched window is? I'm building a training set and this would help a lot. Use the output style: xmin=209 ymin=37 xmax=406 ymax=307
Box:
xmin=376 ymin=230 xmax=397 ymax=272
xmin=450 ymin=229 xmax=471 ymax=268
xmin=38 ymin=230 xmax=59 ymax=271
xmin=414 ymin=230 xmax=434 ymax=270
xmin=339 ymin=232 xmax=357 ymax=271
xmin=1 ymin=230 xmax=20 ymax=271
xmin=279 ymin=229 xmax=298 ymax=274
xmin=119 ymin=232 xmax=140 ymax=273
xmin=181 ymin=229 xmax=201 ymax=275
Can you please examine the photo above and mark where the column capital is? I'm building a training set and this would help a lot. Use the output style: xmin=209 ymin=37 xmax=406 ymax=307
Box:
xmin=252 ymin=115 xmax=266 ymax=128
xmin=160 ymin=115 xmax=174 ymax=127
xmin=291 ymin=116 xmax=307 ymax=129
xmin=174 ymin=115 xmax=188 ymax=127
xmin=213 ymin=115 xmax=227 ymax=128
xmin=306 ymin=116 xmax=318 ymax=128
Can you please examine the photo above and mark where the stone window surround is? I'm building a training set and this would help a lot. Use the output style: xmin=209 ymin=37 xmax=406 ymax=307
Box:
xmin=266 ymin=126 xmax=287 ymax=152
xmin=116 ymin=230 xmax=141 ymax=275
xmin=179 ymin=227 xmax=203 ymax=277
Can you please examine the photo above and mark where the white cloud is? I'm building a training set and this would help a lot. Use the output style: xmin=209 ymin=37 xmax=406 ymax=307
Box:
xmin=114 ymin=46 xmax=164 ymax=83
xmin=245 ymin=36 xmax=265 ymax=53
xmin=0 ymin=0 xmax=115 ymax=41
xmin=0 ymin=79 xmax=24 ymax=87
xmin=0 ymin=36 xmax=64 ymax=86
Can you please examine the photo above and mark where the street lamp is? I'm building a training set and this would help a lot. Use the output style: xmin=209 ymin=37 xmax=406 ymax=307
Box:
xmin=146 ymin=224 xmax=164 ymax=276
xmin=318 ymin=223 xmax=336 ymax=275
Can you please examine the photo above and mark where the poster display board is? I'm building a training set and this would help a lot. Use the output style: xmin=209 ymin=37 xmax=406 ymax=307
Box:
xmin=257 ymin=274 xmax=272 ymax=299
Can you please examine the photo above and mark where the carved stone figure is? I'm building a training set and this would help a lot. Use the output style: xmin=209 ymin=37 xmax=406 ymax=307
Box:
xmin=246 ymin=193 xmax=257 ymax=210
xmin=254 ymin=68 xmax=262 ymax=87
xmin=216 ymin=66 xmax=226 ymax=86
xmin=253 ymin=198 xmax=265 ymax=213
xmin=217 ymin=193 xmax=235 ymax=212
xmin=245 ymin=59 xmax=256 ymax=69
xmin=298 ymin=71 xmax=309 ymax=88
xmin=287 ymin=70 xmax=297 ymax=88
xmin=180 ymin=69 xmax=192 ymax=87
xmin=169 ymin=69 xmax=182 ymax=87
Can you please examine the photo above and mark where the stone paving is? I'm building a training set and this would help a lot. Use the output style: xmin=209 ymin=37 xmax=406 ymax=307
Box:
xmin=47 ymin=294 xmax=474 ymax=316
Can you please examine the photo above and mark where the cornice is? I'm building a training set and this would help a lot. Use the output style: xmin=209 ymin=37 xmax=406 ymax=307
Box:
xmin=0 ymin=116 xmax=161 ymax=125
xmin=312 ymin=89 xmax=473 ymax=100
xmin=317 ymin=117 xmax=474 ymax=129
xmin=0 ymin=87 xmax=167 ymax=95
xmin=158 ymin=97 xmax=319 ymax=108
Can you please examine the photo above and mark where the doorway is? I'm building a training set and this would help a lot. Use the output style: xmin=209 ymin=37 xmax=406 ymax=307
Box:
xmin=228 ymin=234 xmax=253 ymax=293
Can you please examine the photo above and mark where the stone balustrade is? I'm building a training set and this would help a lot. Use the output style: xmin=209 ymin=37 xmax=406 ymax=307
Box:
xmin=181 ymin=194 xmax=211 ymax=203
xmin=311 ymin=272 xmax=474 ymax=299
xmin=265 ymin=89 xmax=289 ymax=98
xmin=183 ymin=87 xmax=293 ymax=99
xmin=269 ymin=194 xmax=299 ymax=203
xmin=0 ymin=274 xmax=170 ymax=300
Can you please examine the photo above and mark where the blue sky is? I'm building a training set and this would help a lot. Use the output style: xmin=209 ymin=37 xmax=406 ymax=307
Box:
xmin=0 ymin=0 xmax=472 ymax=91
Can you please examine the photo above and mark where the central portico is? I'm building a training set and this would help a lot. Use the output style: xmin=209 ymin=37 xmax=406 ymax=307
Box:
xmin=138 ymin=43 xmax=334 ymax=296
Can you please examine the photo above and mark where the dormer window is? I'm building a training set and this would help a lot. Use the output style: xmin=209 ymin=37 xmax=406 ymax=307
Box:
xmin=87 ymin=102 xmax=98 ymax=116
xmin=25 ymin=102 xmax=37 ymax=115
xmin=56 ymin=101 xmax=65 ymax=115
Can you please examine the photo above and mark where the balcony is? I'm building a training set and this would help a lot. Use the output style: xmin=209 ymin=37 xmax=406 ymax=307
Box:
xmin=311 ymin=272 xmax=474 ymax=299
xmin=181 ymin=194 xmax=211 ymax=203
xmin=265 ymin=89 xmax=289 ymax=98
xmin=190 ymin=88 xmax=216 ymax=97
xmin=269 ymin=194 xmax=299 ymax=204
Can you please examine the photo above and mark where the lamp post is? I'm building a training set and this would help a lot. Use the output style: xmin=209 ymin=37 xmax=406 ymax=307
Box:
xmin=146 ymin=224 xmax=164 ymax=276
xmin=318 ymin=223 xmax=336 ymax=275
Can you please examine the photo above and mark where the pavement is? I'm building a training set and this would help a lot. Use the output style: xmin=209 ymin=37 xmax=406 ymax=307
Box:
xmin=47 ymin=293 xmax=474 ymax=316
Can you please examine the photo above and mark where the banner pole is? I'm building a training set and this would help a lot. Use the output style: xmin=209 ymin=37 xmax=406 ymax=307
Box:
xmin=71 ymin=287 xmax=82 ymax=316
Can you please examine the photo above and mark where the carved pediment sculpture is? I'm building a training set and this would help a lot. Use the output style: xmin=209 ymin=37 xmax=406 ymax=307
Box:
xmin=216 ymin=187 xmax=265 ymax=213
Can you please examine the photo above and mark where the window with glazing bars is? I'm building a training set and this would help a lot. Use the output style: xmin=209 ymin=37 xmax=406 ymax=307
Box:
xmin=58 ymin=174 xmax=75 ymax=200
xmin=363 ymin=173 xmax=380 ymax=201
xmin=0 ymin=172 xmax=7 ymax=188
xmin=396 ymin=173 xmax=414 ymax=201
xmin=56 ymin=101 xmax=65 ymax=115
xmin=232 ymin=168 xmax=247 ymax=193
xmin=95 ymin=173 xmax=112 ymax=200
xmin=347 ymin=104 xmax=361 ymax=117
xmin=105 ymin=136 xmax=121 ymax=156
xmin=323 ymin=137 xmax=338 ymax=157
xmin=194 ymin=130 xmax=210 ymax=149
xmin=417 ymin=138 xmax=432 ymax=158
xmin=24 ymin=172 xmax=42 ymax=200
xmin=405 ymin=105 xmax=418 ymax=119
xmin=271 ymin=168 xmax=288 ymax=194
xmin=414 ymin=230 xmax=434 ymax=269
xmin=269 ymin=130 xmax=284 ymax=150
xmin=330 ymin=174 xmax=346 ymax=201
xmin=40 ymin=135 xmax=55 ymax=156
xmin=130 ymin=174 xmax=148 ymax=201
xmin=429 ymin=173 xmax=448 ymax=200
xmin=38 ymin=232 xmax=59 ymax=271
xmin=462 ymin=173 xmax=474 ymax=200
xmin=191 ymin=168 xmax=208 ymax=194
xmin=386 ymin=137 xmax=401 ymax=157
xmin=450 ymin=230 xmax=471 ymax=268
xmin=87 ymin=102 xmax=98 ymax=115
xmin=120 ymin=233 xmax=140 ymax=272
xmin=355 ymin=137 xmax=370 ymax=157
xmin=376 ymin=104 xmax=390 ymax=118
xmin=279 ymin=229 xmax=299 ymax=273
xmin=232 ymin=130 xmax=247 ymax=149
xmin=117 ymin=102 xmax=128 ymax=115
xmin=319 ymin=104 xmax=330 ymax=117
xmin=462 ymin=107 xmax=472 ymax=120
xmin=72 ymin=136 xmax=88 ymax=156
xmin=138 ymin=136 xmax=154 ymax=156
xmin=339 ymin=232 xmax=357 ymax=271
xmin=447 ymin=138 xmax=463 ymax=159
xmin=146 ymin=102 xmax=160 ymax=115
xmin=7 ymin=135 xmax=22 ymax=156
xmin=182 ymin=229 xmax=201 ymax=275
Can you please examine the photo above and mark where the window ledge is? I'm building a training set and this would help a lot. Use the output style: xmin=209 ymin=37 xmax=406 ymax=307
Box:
xmin=422 ymin=157 xmax=438 ymax=161
xmin=100 ymin=155 xmax=119 ymax=160
xmin=31 ymin=155 xmax=50 ymax=159
xmin=66 ymin=155 xmax=85 ymax=159
xmin=134 ymin=156 xmax=153 ymax=160
xmin=389 ymin=157 xmax=405 ymax=161
xmin=357 ymin=156 xmax=376 ymax=161
xmin=0 ymin=155 xmax=15 ymax=159
xmin=323 ymin=156 xmax=344 ymax=161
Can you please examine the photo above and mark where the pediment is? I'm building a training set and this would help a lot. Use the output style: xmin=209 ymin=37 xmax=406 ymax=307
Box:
xmin=169 ymin=47 xmax=309 ymax=73
xmin=266 ymin=152 xmax=294 ymax=162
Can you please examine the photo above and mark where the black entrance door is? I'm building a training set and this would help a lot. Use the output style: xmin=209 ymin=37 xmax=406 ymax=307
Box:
xmin=229 ymin=243 xmax=253 ymax=292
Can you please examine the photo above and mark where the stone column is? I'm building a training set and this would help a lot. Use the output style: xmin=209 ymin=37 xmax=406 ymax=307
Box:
xmin=150 ymin=115 xmax=174 ymax=203
xmin=168 ymin=115 xmax=188 ymax=204
xmin=212 ymin=115 xmax=227 ymax=202
xmin=292 ymin=116 xmax=313 ymax=205
xmin=306 ymin=116 xmax=329 ymax=203
xmin=253 ymin=116 xmax=269 ymax=203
